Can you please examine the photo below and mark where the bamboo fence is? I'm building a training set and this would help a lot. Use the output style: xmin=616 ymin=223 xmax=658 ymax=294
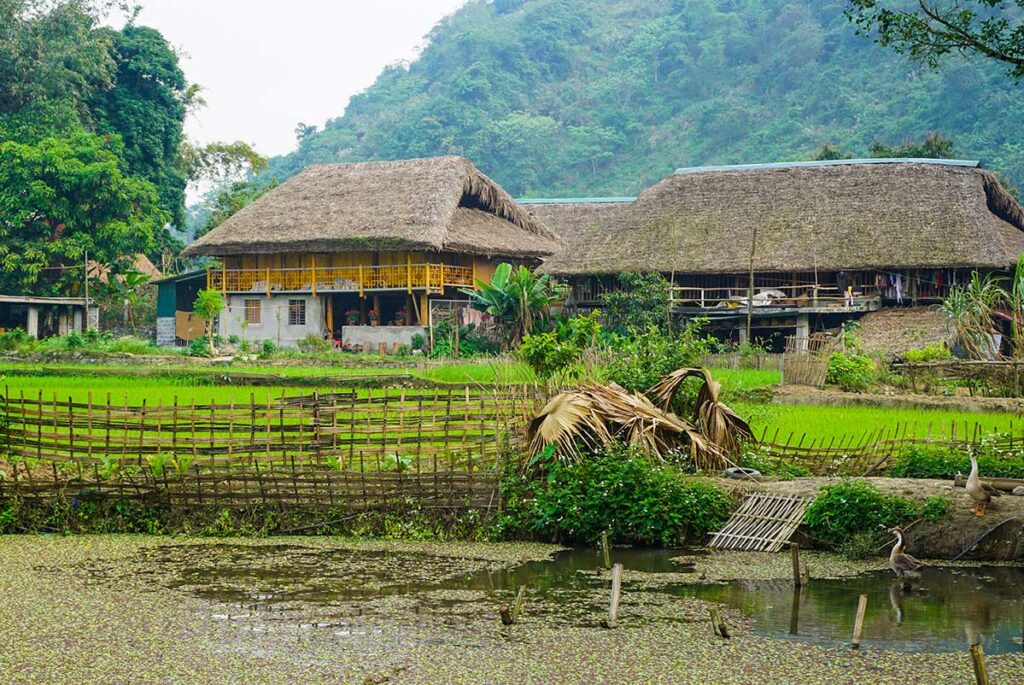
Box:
xmin=754 ymin=419 xmax=1024 ymax=476
xmin=0 ymin=386 xmax=542 ymax=511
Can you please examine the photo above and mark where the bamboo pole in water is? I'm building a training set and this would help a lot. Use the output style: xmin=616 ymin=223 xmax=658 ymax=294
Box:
xmin=851 ymin=594 xmax=868 ymax=650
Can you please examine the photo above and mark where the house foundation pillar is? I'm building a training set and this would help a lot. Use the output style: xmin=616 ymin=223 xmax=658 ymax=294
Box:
xmin=26 ymin=305 xmax=39 ymax=338
xmin=796 ymin=313 xmax=809 ymax=351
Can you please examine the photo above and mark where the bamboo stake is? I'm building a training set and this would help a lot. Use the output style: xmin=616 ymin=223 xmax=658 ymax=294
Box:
xmin=790 ymin=542 xmax=801 ymax=588
xmin=603 ymin=563 xmax=623 ymax=629
xmin=970 ymin=643 xmax=990 ymax=685
xmin=851 ymin=594 xmax=868 ymax=650
xmin=601 ymin=530 xmax=611 ymax=569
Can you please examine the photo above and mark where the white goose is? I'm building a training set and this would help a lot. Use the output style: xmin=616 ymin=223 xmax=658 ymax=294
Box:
xmin=966 ymin=451 xmax=1001 ymax=516
xmin=888 ymin=526 xmax=925 ymax=589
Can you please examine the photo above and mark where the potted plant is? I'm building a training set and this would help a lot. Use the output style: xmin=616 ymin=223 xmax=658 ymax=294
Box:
xmin=368 ymin=309 xmax=380 ymax=326
xmin=393 ymin=308 xmax=407 ymax=326
xmin=345 ymin=308 xmax=361 ymax=325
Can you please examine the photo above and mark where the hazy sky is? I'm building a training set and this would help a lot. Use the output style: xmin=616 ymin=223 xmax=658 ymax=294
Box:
xmin=105 ymin=1 xmax=467 ymax=157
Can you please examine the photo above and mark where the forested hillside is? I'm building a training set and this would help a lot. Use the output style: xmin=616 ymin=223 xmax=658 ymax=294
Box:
xmin=270 ymin=0 xmax=1024 ymax=197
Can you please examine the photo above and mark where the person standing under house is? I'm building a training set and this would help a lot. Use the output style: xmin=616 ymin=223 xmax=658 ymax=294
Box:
xmin=836 ymin=271 xmax=849 ymax=308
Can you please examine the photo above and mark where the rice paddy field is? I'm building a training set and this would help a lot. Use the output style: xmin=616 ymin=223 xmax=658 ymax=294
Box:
xmin=2 ymin=362 xmax=1019 ymax=445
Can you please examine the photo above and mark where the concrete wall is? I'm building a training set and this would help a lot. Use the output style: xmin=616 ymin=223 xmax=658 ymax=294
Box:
xmin=341 ymin=325 xmax=420 ymax=352
xmin=220 ymin=294 xmax=325 ymax=347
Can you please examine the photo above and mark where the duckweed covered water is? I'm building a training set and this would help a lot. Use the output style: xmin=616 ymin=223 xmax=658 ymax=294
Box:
xmin=99 ymin=543 xmax=1024 ymax=655
xmin=671 ymin=567 xmax=1024 ymax=655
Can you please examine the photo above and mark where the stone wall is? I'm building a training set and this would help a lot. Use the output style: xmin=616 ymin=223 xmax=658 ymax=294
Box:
xmin=341 ymin=325 xmax=421 ymax=352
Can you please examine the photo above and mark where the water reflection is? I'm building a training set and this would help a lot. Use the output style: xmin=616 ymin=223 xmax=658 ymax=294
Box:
xmin=672 ymin=567 xmax=1024 ymax=655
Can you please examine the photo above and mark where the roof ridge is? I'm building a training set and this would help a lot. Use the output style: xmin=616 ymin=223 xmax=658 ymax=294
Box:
xmin=674 ymin=158 xmax=981 ymax=174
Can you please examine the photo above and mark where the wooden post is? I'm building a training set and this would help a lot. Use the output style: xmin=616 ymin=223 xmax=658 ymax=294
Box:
xmin=407 ymin=254 xmax=413 ymax=294
xmin=358 ymin=265 xmax=364 ymax=298
xmin=851 ymin=594 xmax=868 ymax=650
xmin=221 ymin=262 xmax=227 ymax=296
xmin=603 ymin=563 xmax=623 ymax=629
xmin=709 ymin=607 xmax=731 ymax=638
xmin=266 ymin=266 xmax=271 ymax=298
xmin=511 ymin=584 xmax=527 ymax=624
xmin=311 ymin=255 xmax=317 ymax=296
xmin=791 ymin=543 xmax=801 ymax=588
xmin=601 ymin=530 xmax=611 ymax=569
xmin=970 ymin=643 xmax=990 ymax=685
xmin=789 ymin=588 xmax=800 ymax=635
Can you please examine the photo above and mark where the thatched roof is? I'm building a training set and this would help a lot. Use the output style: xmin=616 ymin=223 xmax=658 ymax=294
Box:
xmin=539 ymin=160 xmax=1024 ymax=275
xmin=521 ymin=198 xmax=636 ymax=247
xmin=183 ymin=156 xmax=562 ymax=259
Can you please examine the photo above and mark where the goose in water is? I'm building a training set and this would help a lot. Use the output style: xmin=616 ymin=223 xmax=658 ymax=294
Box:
xmin=966 ymin=451 xmax=1001 ymax=516
xmin=889 ymin=526 xmax=925 ymax=589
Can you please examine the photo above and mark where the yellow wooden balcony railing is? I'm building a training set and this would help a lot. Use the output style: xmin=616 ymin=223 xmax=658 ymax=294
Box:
xmin=207 ymin=263 xmax=475 ymax=295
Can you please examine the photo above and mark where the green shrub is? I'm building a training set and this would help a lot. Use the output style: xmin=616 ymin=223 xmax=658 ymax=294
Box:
xmin=604 ymin=319 xmax=714 ymax=393
xmin=903 ymin=343 xmax=953 ymax=364
xmin=259 ymin=339 xmax=277 ymax=359
xmin=64 ymin=331 xmax=84 ymax=349
xmin=921 ymin=496 xmax=950 ymax=521
xmin=826 ymin=352 xmax=875 ymax=392
xmin=804 ymin=480 xmax=919 ymax=550
xmin=410 ymin=333 xmax=425 ymax=351
xmin=0 ymin=328 xmax=30 ymax=351
xmin=889 ymin=440 xmax=1024 ymax=479
xmin=187 ymin=338 xmax=211 ymax=357
xmin=227 ymin=334 xmax=241 ymax=345
xmin=297 ymin=334 xmax=332 ymax=353
xmin=510 ymin=444 xmax=732 ymax=546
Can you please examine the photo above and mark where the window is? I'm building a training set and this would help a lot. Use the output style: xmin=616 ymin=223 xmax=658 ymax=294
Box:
xmin=244 ymin=299 xmax=261 ymax=325
xmin=288 ymin=299 xmax=306 ymax=326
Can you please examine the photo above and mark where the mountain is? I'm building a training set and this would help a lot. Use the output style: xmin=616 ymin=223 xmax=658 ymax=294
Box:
xmin=268 ymin=0 xmax=1024 ymax=197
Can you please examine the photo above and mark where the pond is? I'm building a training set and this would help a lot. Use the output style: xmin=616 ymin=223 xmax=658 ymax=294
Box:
xmin=121 ymin=543 xmax=1024 ymax=655
xmin=671 ymin=567 xmax=1024 ymax=655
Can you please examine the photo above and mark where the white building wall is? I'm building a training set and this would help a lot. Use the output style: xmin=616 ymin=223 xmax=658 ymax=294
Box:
xmin=219 ymin=294 xmax=324 ymax=348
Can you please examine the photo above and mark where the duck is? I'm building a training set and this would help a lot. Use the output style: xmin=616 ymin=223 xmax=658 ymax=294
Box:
xmin=966 ymin=451 xmax=1001 ymax=516
xmin=888 ymin=526 xmax=925 ymax=589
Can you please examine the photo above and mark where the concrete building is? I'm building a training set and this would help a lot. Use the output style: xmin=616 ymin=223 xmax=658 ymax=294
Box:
xmin=0 ymin=295 xmax=94 ymax=338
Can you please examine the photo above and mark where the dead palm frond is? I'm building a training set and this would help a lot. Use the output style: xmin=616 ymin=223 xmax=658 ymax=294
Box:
xmin=524 ymin=367 xmax=753 ymax=472
xmin=649 ymin=367 xmax=753 ymax=456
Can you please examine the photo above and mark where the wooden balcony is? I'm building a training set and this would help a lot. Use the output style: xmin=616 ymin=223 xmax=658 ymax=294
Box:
xmin=207 ymin=263 xmax=475 ymax=296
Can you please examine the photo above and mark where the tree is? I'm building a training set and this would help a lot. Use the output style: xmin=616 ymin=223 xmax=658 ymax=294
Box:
xmin=192 ymin=288 xmax=224 ymax=353
xmin=845 ymin=1 xmax=1024 ymax=80
xmin=869 ymin=132 xmax=955 ymax=158
xmin=101 ymin=267 xmax=151 ymax=333
xmin=0 ymin=0 xmax=115 ymax=119
xmin=0 ymin=128 xmax=167 ymax=295
xmin=810 ymin=143 xmax=856 ymax=161
xmin=91 ymin=24 xmax=190 ymax=230
xmin=195 ymin=178 xmax=278 ymax=239
xmin=461 ymin=263 xmax=562 ymax=350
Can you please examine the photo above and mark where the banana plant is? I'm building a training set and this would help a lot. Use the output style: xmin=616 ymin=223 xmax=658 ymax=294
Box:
xmin=461 ymin=263 xmax=562 ymax=351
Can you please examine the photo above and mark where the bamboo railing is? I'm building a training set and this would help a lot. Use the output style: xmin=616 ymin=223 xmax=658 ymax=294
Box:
xmin=0 ymin=387 xmax=542 ymax=510
xmin=207 ymin=263 xmax=473 ymax=295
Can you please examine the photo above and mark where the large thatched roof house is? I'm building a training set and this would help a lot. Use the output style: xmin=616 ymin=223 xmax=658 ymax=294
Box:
xmin=165 ymin=156 xmax=560 ymax=348
xmin=532 ymin=158 xmax=1024 ymax=344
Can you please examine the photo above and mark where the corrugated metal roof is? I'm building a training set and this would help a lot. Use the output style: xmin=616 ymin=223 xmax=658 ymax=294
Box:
xmin=674 ymin=158 xmax=981 ymax=175
xmin=515 ymin=197 xmax=637 ymax=204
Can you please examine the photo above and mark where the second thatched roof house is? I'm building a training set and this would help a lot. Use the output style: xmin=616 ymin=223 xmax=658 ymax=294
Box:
xmin=533 ymin=158 xmax=1024 ymax=344
xmin=171 ymin=156 xmax=560 ymax=348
